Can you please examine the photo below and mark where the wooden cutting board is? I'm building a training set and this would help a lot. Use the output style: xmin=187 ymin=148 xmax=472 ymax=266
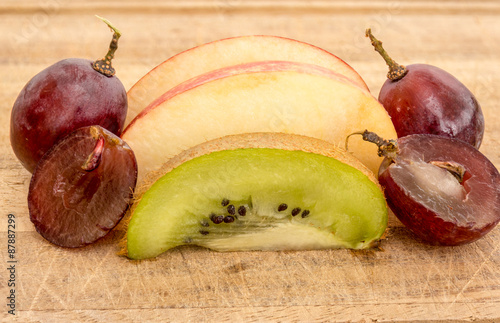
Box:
xmin=1 ymin=1 xmax=499 ymax=321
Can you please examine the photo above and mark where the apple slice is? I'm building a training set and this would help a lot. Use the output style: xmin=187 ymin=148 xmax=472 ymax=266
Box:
xmin=122 ymin=61 xmax=397 ymax=181
xmin=126 ymin=35 xmax=369 ymax=125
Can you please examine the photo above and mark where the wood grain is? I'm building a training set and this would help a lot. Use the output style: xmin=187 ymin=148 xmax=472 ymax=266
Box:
xmin=1 ymin=1 xmax=499 ymax=321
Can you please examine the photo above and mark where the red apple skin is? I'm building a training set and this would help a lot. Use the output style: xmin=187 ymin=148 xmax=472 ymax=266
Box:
xmin=378 ymin=134 xmax=500 ymax=246
xmin=124 ymin=60 xmax=367 ymax=132
xmin=379 ymin=64 xmax=484 ymax=149
xmin=10 ymin=58 xmax=127 ymax=173
xmin=125 ymin=35 xmax=370 ymax=125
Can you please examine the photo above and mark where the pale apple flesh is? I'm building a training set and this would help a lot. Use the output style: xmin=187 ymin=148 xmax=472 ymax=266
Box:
xmin=126 ymin=35 xmax=369 ymax=125
xmin=122 ymin=61 xmax=397 ymax=181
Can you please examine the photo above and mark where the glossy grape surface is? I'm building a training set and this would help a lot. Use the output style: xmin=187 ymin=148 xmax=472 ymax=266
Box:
xmin=28 ymin=126 xmax=137 ymax=248
xmin=10 ymin=58 xmax=127 ymax=173
xmin=379 ymin=64 xmax=484 ymax=148
xmin=378 ymin=134 xmax=500 ymax=245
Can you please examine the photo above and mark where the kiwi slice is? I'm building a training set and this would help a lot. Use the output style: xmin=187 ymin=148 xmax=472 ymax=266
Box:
xmin=126 ymin=133 xmax=387 ymax=259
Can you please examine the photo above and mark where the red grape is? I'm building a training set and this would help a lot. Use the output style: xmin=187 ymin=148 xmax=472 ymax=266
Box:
xmin=366 ymin=29 xmax=484 ymax=149
xmin=354 ymin=131 xmax=500 ymax=245
xmin=28 ymin=126 xmax=137 ymax=248
xmin=10 ymin=17 xmax=127 ymax=173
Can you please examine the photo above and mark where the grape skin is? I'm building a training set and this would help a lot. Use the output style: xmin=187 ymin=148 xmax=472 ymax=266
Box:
xmin=10 ymin=58 xmax=127 ymax=173
xmin=379 ymin=64 xmax=484 ymax=149
xmin=379 ymin=134 xmax=500 ymax=245
xmin=28 ymin=126 xmax=137 ymax=248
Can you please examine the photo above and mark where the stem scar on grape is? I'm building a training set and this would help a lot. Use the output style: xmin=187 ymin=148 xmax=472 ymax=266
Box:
xmin=346 ymin=130 xmax=467 ymax=184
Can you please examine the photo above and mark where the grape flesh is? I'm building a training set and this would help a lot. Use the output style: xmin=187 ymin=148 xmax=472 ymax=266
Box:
xmin=28 ymin=126 xmax=137 ymax=248
xmin=10 ymin=58 xmax=127 ymax=173
xmin=379 ymin=64 xmax=484 ymax=148
xmin=378 ymin=134 xmax=500 ymax=245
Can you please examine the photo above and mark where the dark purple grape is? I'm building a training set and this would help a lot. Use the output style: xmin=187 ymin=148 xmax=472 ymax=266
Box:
xmin=10 ymin=17 xmax=127 ymax=173
xmin=28 ymin=126 xmax=137 ymax=248
xmin=357 ymin=131 xmax=500 ymax=245
xmin=366 ymin=29 xmax=484 ymax=149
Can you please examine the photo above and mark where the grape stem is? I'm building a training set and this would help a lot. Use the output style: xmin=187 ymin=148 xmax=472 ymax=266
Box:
xmin=346 ymin=130 xmax=466 ymax=183
xmin=365 ymin=28 xmax=407 ymax=81
xmin=345 ymin=130 xmax=399 ymax=161
xmin=92 ymin=15 xmax=121 ymax=77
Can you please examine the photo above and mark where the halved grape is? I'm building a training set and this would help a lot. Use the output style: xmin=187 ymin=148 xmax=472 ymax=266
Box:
xmin=28 ymin=126 xmax=137 ymax=248
xmin=378 ymin=134 xmax=500 ymax=245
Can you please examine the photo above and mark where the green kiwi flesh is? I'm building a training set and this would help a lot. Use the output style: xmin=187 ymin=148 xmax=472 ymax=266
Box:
xmin=126 ymin=148 xmax=387 ymax=259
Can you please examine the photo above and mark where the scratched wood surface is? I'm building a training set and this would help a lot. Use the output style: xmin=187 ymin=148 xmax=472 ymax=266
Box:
xmin=1 ymin=1 xmax=500 ymax=322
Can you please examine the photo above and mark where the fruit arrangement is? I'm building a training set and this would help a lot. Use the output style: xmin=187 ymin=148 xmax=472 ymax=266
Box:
xmin=10 ymin=17 xmax=137 ymax=247
xmin=9 ymin=19 xmax=500 ymax=258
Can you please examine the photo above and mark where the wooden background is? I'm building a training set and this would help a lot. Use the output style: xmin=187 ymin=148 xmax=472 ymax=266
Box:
xmin=1 ymin=0 xmax=499 ymax=321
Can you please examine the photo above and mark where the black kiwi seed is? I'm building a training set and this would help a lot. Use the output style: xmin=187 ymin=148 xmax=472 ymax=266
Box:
xmin=238 ymin=205 xmax=247 ymax=216
xmin=210 ymin=213 xmax=224 ymax=224
xmin=221 ymin=198 xmax=230 ymax=207
xmin=199 ymin=230 xmax=209 ymax=235
xmin=227 ymin=204 xmax=236 ymax=215
xmin=301 ymin=210 xmax=310 ymax=218
xmin=224 ymin=216 xmax=235 ymax=223
xmin=278 ymin=203 xmax=288 ymax=212
xmin=291 ymin=207 xmax=301 ymax=216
